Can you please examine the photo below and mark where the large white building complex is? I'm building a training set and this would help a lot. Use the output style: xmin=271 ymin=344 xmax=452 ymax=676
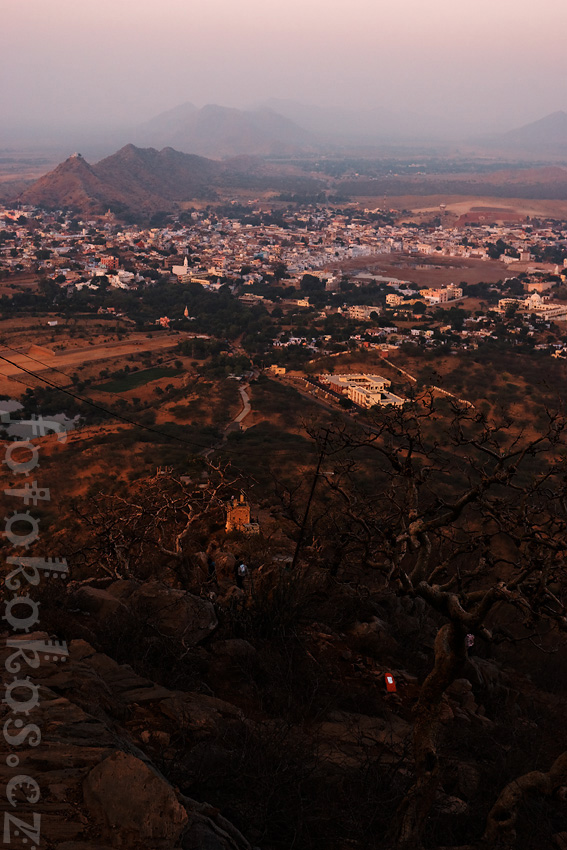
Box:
xmin=320 ymin=373 xmax=405 ymax=408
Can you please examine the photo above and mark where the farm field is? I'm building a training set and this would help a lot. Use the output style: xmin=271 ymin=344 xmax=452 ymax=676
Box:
xmin=0 ymin=331 xmax=195 ymax=395
xmin=339 ymin=251 xmax=509 ymax=288
xmin=96 ymin=366 xmax=181 ymax=393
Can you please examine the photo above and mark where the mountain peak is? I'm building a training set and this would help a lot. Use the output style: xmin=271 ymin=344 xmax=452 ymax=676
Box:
xmin=131 ymin=102 xmax=313 ymax=158
xmin=63 ymin=151 xmax=91 ymax=166
xmin=502 ymin=111 xmax=567 ymax=145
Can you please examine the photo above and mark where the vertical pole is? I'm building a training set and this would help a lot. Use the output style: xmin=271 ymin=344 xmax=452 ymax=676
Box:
xmin=290 ymin=428 xmax=330 ymax=570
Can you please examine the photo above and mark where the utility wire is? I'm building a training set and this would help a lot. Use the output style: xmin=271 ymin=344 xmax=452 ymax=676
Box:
xmin=0 ymin=351 xmax=238 ymax=454
xmin=0 ymin=338 xmax=178 ymax=385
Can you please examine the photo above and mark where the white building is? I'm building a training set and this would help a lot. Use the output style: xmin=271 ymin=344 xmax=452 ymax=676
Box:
xmin=320 ymin=373 xmax=404 ymax=408
xmin=420 ymin=284 xmax=462 ymax=304
xmin=172 ymin=257 xmax=190 ymax=277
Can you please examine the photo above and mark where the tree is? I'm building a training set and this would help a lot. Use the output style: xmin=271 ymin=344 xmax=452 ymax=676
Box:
xmin=38 ymin=277 xmax=59 ymax=299
xmin=300 ymin=273 xmax=324 ymax=293
xmin=271 ymin=262 xmax=289 ymax=282
xmin=300 ymin=397 xmax=567 ymax=849
xmin=71 ymin=464 xmax=242 ymax=586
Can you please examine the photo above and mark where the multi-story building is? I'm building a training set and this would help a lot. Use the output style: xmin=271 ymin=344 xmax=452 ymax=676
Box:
xmin=347 ymin=305 xmax=380 ymax=320
xmin=419 ymin=284 xmax=462 ymax=304
xmin=100 ymin=255 xmax=119 ymax=271
xmin=320 ymin=373 xmax=404 ymax=408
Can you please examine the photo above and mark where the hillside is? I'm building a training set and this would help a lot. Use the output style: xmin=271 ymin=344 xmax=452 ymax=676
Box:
xmin=8 ymin=389 xmax=567 ymax=850
xmin=476 ymin=111 xmax=567 ymax=158
xmin=18 ymin=144 xmax=324 ymax=216
xmin=501 ymin=110 xmax=567 ymax=149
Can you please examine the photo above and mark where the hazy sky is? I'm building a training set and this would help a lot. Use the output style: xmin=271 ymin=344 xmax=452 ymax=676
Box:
xmin=2 ymin=0 xmax=566 ymax=139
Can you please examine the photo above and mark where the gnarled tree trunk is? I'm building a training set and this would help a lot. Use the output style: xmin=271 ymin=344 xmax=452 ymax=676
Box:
xmin=483 ymin=751 xmax=567 ymax=848
xmin=391 ymin=621 xmax=466 ymax=849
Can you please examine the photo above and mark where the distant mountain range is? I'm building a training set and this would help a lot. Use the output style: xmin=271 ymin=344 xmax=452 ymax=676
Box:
xmin=129 ymin=101 xmax=567 ymax=160
xmin=18 ymin=144 xmax=324 ymax=217
xmin=4 ymin=97 xmax=567 ymax=163
xmin=132 ymin=103 xmax=314 ymax=158
xmin=500 ymin=111 xmax=567 ymax=151
xmin=130 ymin=99 xmax=464 ymax=156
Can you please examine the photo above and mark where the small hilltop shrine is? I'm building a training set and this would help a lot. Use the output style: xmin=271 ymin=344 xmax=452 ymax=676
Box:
xmin=225 ymin=493 xmax=259 ymax=535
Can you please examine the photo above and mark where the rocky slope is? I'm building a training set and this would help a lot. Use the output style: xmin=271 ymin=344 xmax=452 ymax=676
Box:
xmin=17 ymin=145 xmax=323 ymax=216
xmin=0 ymin=632 xmax=253 ymax=850
xmin=4 ymin=555 xmax=567 ymax=850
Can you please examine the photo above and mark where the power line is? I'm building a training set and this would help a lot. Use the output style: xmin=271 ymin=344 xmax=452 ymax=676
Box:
xmin=0 ymin=338 xmax=178 ymax=385
xmin=0 ymin=351 xmax=237 ymax=454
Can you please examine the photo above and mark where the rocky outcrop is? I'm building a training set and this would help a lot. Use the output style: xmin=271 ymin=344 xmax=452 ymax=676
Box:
xmin=83 ymin=750 xmax=188 ymax=845
xmin=74 ymin=579 xmax=218 ymax=646
xmin=0 ymin=633 xmax=251 ymax=850
xmin=212 ymin=552 xmax=237 ymax=591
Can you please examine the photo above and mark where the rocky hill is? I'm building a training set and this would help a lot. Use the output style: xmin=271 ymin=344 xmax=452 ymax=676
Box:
xmin=18 ymin=153 xmax=120 ymax=211
xmin=18 ymin=144 xmax=323 ymax=216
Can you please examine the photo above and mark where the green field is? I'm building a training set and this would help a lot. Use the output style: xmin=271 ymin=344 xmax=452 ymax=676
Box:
xmin=97 ymin=367 xmax=180 ymax=393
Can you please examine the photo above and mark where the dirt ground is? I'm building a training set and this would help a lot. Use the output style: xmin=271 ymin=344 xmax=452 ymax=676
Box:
xmin=0 ymin=274 xmax=42 ymax=297
xmin=352 ymin=194 xmax=567 ymax=221
xmin=0 ymin=331 xmax=189 ymax=396
xmin=340 ymin=252 xmax=509 ymax=288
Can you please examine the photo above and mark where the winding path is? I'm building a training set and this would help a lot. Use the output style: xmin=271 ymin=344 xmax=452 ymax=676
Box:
xmin=234 ymin=384 xmax=251 ymax=427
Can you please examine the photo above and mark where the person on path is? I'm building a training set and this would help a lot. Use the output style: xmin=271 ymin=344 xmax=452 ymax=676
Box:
xmin=236 ymin=560 xmax=248 ymax=589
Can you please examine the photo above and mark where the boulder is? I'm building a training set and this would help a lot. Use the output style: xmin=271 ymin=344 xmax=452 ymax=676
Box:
xmin=73 ymin=587 xmax=128 ymax=619
xmin=193 ymin=551 xmax=210 ymax=584
xmin=349 ymin=617 xmax=399 ymax=656
xmin=457 ymin=762 xmax=480 ymax=799
xmin=105 ymin=579 xmax=140 ymax=601
xmin=126 ymin=580 xmax=218 ymax=645
xmin=435 ymin=793 xmax=469 ymax=816
xmin=214 ymin=552 xmax=237 ymax=589
xmin=211 ymin=639 xmax=256 ymax=659
xmin=83 ymin=750 xmax=188 ymax=845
